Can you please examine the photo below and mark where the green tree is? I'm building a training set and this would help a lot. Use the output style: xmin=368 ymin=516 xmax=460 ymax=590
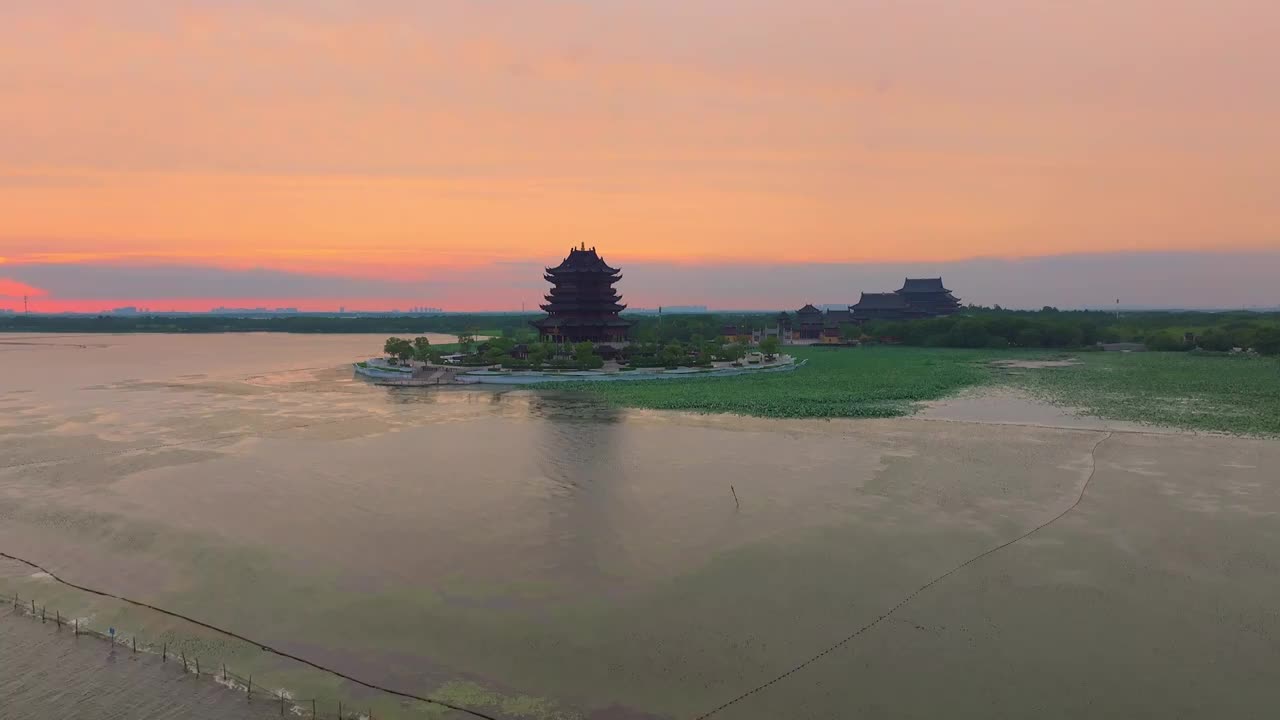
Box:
xmin=484 ymin=344 xmax=509 ymax=365
xmin=1252 ymin=327 xmax=1280 ymax=355
xmin=527 ymin=343 xmax=551 ymax=369
xmin=1145 ymin=330 xmax=1188 ymax=351
xmin=456 ymin=332 xmax=476 ymax=354
xmin=1196 ymin=328 xmax=1234 ymax=352
xmin=382 ymin=337 xmax=414 ymax=363
xmin=760 ymin=336 xmax=780 ymax=358
xmin=411 ymin=336 xmax=433 ymax=362
xmin=573 ymin=342 xmax=603 ymax=369
xmin=719 ymin=342 xmax=746 ymax=362
xmin=660 ymin=341 xmax=685 ymax=367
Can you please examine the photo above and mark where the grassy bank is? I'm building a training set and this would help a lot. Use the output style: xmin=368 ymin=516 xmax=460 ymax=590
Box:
xmin=1009 ymin=351 xmax=1280 ymax=435
xmin=552 ymin=346 xmax=1280 ymax=434
xmin=554 ymin=346 xmax=1002 ymax=418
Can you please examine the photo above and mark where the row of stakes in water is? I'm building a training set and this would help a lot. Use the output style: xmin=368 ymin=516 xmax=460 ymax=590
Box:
xmin=9 ymin=593 xmax=379 ymax=718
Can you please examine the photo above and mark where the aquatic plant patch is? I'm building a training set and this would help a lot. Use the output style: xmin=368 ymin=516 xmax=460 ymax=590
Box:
xmin=553 ymin=347 xmax=1005 ymax=418
xmin=1010 ymin=351 xmax=1280 ymax=436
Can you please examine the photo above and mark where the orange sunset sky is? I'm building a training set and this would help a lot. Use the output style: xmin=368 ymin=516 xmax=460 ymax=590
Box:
xmin=1 ymin=1 xmax=1277 ymax=311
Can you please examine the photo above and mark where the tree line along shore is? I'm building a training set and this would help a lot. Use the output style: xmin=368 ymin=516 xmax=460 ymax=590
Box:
xmin=5 ymin=308 xmax=1280 ymax=355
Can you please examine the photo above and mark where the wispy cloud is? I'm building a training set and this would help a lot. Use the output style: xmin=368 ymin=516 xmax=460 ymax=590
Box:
xmin=1 ymin=1 xmax=1276 ymax=273
xmin=0 ymin=1 xmax=1274 ymax=283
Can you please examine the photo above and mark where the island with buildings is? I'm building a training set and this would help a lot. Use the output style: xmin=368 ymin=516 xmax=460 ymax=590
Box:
xmin=355 ymin=245 xmax=802 ymax=384
xmin=351 ymin=247 xmax=982 ymax=384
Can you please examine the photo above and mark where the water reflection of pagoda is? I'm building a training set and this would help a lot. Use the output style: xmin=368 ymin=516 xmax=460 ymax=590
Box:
xmin=532 ymin=245 xmax=632 ymax=343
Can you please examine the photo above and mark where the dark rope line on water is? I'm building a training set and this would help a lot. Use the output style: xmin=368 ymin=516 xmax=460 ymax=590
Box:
xmin=0 ymin=551 xmax=501 ymax=720
xmin=689 ymin=431 xmax=1114 ymax=720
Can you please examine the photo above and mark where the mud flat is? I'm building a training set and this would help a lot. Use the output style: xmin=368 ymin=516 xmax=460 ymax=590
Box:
xmin=914 ymin=385 xmax=1177 ymax=434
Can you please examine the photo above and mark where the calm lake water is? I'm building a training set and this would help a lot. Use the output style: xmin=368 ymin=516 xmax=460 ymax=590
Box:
xmin=1 ymin=333 xmax=1277 ymax=719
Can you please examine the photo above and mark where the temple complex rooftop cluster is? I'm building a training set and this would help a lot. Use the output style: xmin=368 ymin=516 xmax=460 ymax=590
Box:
xmin=530 ymin=245 xmax=961 ymax=346
xmin=784 ymin=277 xmax=962 ymax=342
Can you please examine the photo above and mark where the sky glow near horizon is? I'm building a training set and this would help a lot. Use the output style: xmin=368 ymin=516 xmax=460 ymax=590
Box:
xmin=1 ymin=1 xmax=1277 ymax=310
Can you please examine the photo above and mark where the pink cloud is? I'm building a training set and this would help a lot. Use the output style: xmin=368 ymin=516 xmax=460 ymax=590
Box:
xmin=0 ymin=278 xmax=47 ymax=298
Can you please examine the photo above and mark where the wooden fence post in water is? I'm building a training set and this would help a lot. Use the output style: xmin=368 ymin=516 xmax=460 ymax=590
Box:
xmin=182 ymin=650 xmax=188 ymax=673
xmin=279 ymin=690 xmax=285 ymax=716
xmin=162 ymin=643 xmax=166 ymax=662
xmin=222 ymin=663 xmax=227 ymax=682
xmin=55 ymin=610 xmax=61 ymax=628
xmin=339 ymin=700 xmax=343 ymax=718
xmin=41 ymin=605 xmax=45 ymax=623
xmin=31 ymin=599 xmax=36 ymax=615
xmin=132 ymin=636 xmax=136 ymax=653
xmin=74 ymin=618 xmax=79 ymax=636
xmin=247 ymin=674 xmax=252 ymax=701
xmin=312 ymin=698 xmax=317 ymax=718
xmin=195 ymin=657 xmax=200 ymax=675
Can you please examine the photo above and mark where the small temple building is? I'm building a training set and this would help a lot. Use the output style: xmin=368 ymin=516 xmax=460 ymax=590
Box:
xmin=532 ymin=245 xmax=632 ymax=343
xmin=894 ymin=277 xmax=961 ymax=316
xmin=776 ymin=312 xmax=793 ymax=335
xmin=795 ymin=304 xmax=824 ymax=340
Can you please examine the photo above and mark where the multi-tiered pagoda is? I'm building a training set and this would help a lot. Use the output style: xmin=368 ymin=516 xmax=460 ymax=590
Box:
xmin=894 ymin=277 xmax=962 ymax=316
xmin=532 ymin=245 xmax=632 ymax=343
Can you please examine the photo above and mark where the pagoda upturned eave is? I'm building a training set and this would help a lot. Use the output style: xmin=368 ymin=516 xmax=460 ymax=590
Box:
xmin=540 ymin=303 xmax=627 ymax=313
xmin=543 ymin=268 xmax=621 ymax=279
xmin=533 ymin=316 xmax=633 ymax=328
xmin=544 ymin=285 xmax=622 ymax=295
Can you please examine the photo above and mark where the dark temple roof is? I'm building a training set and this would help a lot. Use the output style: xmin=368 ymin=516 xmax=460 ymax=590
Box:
xmin=797 ymin=303 xmax=821 ymax=315
xmin=898 ymin=277 xmax=949 ymax=294
xmin=824 ymin=309 xmax=853 ymax=325
xmin=545 ymin=246 xmax=621 ymax=275
xmin=532 ymin=316 xmax=632 ymax=328
xmin=853 ymin=292 xmax=910 ymax=309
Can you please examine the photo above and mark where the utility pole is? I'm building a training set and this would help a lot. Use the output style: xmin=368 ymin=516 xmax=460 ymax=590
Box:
xmin=23 ymin=295 xmax=29 ymax=313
